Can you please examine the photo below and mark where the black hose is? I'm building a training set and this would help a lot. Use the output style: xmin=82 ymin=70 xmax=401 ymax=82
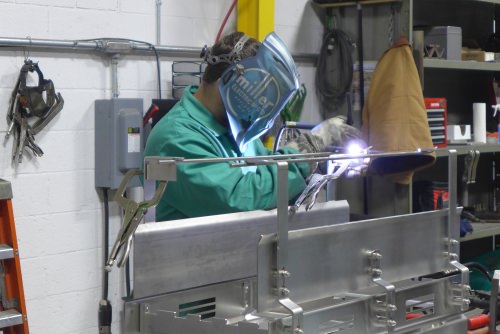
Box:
xmin=102 ymin=187 xmax=109 ymax=300
xmin=315 ymin=27 xmax=354 ymax=119
xmin=465 ymin=262 xmax=493 ymax=282
xmin=125 ymin=257 xmax=131 ymax=298
xmin=99 ymin=187 xmax=112 ymax=334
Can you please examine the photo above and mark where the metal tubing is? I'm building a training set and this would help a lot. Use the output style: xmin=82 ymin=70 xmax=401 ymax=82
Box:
xmin=0 ymin=36 xmax=200 ymax=57
xmin=156 ymin=0 xmax=162 ymax=45
xmin=0 ymin=37 xmax=98 ymax=49
xmin=111 ymin=54 xmax=120 ymax=98
xmin=0 ymin=36 xmax=317 ymax=62
xmin=448 ymin=150 xmax=458 ymax=249
xmin=148 ymin=150 xmax=434 ymax=164
xmin=276 ymin=162 xmax=289 ymax=273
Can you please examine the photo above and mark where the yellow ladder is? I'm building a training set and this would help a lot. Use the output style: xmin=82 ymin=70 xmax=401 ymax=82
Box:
xmin=0 ymin=179 xmax=29 ymax=333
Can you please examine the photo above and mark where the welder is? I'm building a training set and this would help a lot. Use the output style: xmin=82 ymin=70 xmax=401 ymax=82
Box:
xmin=144 ymin=31 xmax=359 ymax=221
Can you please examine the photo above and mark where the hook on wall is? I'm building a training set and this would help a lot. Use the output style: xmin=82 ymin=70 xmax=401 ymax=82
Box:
xmin=23 ymin=36 xmax=32 ymax=62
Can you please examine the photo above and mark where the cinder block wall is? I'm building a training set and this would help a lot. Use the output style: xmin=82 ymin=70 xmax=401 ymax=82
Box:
xmin=0 ymin=1 xmax=323 ymax=333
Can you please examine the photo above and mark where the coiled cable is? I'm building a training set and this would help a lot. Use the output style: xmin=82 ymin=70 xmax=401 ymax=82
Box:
xmin=315 ymin=27 xmax=354 ymax=119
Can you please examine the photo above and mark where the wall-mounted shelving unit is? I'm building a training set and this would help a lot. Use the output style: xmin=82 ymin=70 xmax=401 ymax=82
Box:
xmin=424 ymin=58 xmax=500 ymax=71
xmin=461 ymin=222 xmax=500 ymax=241
xmin=436 ymin=144 xmax=500 ymax=157
xmin=408 ymin=0 xmax=500 ymax=256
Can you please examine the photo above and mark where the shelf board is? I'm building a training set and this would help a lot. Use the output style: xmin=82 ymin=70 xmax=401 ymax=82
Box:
xmin=314 ymin=0 xmax=400 ymax=8
xmin=435 ymin=143 xmax=500 ymax=157
xmin=424 ymin=58 xmax=500 ymax=71
xmin=461 ymin=221 xmax=500 ymax=241
xmin=473 ymin=0 xmax=500 ymax=4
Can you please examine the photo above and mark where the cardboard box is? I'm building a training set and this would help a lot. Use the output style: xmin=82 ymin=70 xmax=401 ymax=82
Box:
xmin=462 ymin=49 xmax=495 ymax=62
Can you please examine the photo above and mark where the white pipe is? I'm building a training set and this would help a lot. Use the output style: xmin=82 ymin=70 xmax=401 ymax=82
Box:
xmin=156 ymin=0 xmax=162 ymax=45
xmin=111 ymin=54 xmax=120 ymax=98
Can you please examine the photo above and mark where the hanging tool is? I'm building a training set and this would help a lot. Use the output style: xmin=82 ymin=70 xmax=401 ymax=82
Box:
xmin=5 ymin=59 xmax=64 ymax=163
xmin=105 ymin=169 xmax=167 ymax=271
xmin=316 ymin=9 xmax=354 ymax=118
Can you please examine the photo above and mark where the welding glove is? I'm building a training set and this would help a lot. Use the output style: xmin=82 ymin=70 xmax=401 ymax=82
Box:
xmin=285 ymin=116 xmax=362 ymax=154
xmin=285 ymin=116 xmax=365 ymax=174
xmin=287 ymin=117 xmax=366 ymax=212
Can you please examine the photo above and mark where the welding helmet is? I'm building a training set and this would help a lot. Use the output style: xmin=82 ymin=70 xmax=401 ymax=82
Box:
xmin=218 ymin=32 xmax=300 ymax=152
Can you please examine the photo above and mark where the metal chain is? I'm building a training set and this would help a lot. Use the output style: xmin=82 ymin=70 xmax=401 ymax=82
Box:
xmin=388 ymin=4 xmax=395 ymax=46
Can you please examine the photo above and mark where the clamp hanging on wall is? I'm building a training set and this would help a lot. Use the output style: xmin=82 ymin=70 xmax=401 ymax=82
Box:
xmin=5 ymin=59 xmax=64 ymax=163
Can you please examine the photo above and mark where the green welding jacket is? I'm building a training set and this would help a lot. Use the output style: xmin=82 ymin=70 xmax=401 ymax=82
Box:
xmin=144 ymin=86 xmax=310 ymax=222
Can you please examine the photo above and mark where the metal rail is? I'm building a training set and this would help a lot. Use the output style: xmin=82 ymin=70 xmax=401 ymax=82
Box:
xmin=0 ymin=36 xmax=318 ymax=63
xmin=143 ymin=149 xmax=436 ymax=180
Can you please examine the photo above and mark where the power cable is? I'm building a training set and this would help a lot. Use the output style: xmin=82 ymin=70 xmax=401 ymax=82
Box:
xmin=102 ymin=187 xmax=110 ymax=301
xmin=215 ymin=0 xmax=238 ymax=43
xmin=99 ymin=187 xmax=112 ymax=334
xmin=465 ymin=262 xmax=494 ymax=282
xmin=315 ymin=19 xmax=354 ymax=119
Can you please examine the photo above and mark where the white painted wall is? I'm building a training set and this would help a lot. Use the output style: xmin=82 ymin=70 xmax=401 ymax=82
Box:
xmin=0 ymin=1 xmax=323 ymax=333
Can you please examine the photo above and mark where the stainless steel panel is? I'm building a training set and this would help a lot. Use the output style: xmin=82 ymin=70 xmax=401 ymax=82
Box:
xmin=129 ymin=279 xmax=467 ymax=334
xmin=258 ymin=210 xmax=450 ymax=312
xmin=132 ymin=279 xmax=254 ymax=321
xmin=133 ymin=200 xmax=350 ymax=299
xmin=146 ymin=311 xmax=269 ymax=334
xmin=270 ymin=279 xmax=466 ymax=334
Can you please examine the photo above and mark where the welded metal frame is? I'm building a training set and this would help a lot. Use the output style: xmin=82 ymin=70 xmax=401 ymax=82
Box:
xmin=125 ymin=149 xmax=469 ymax=334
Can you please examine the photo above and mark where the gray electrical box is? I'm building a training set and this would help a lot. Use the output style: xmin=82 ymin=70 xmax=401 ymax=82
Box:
xmin=95 ymin=98 xmax=144 ymax=189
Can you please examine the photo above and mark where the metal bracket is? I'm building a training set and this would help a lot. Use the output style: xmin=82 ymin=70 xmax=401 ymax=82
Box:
xmin=273 ymin=161 xmax=303 ymax=334
xmin=278 ymin=296 xmax=304 ymax=334
xmin=144 ymin=156 xmax=182 ymax=182
xmin=367 ymin=250 xmax=397 ymax=331
xmin=447 ymin=259 xmax=471 ymax=312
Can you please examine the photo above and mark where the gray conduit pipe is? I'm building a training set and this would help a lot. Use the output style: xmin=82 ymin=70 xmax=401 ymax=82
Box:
xmin=111 ymin=54 xmax=120 ymax=98
xmin=0 ymin=36 xmax=317 ymax=62
xmin=0 ymin=36 xmax=200 ymax=57
xmin=156 ymin=0 xmax=162 ymax=45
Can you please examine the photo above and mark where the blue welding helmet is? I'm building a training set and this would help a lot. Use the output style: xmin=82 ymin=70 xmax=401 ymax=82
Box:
xmin=219 ymin=32 xmax=300 ymax=152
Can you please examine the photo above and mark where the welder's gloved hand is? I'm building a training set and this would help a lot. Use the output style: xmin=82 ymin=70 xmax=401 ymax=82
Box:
xmin=285 ymin=116 xmax=365 ymax=174
xmin=285 ymin=116 xmax=362 ymax=154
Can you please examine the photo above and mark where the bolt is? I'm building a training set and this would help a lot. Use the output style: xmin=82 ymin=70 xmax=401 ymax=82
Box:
xmin=387 ymin=304 xmax=397 ymax=312
xmin=387 ymin=319 xmax=397 ymax=328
